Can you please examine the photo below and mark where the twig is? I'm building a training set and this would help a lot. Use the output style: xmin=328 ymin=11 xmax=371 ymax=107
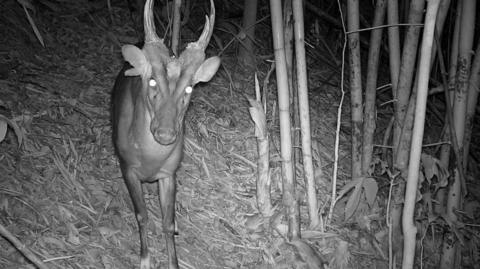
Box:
xmin=327 ymin=0 xmax=347 ymax=225
xmin=434 ymin=31 xmax=467 ymax=195
xmin=0 ymin=222 xmax=49 ymax=269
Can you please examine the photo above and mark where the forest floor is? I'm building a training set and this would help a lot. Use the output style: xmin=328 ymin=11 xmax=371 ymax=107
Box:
xmin=4 ymin=0 xmax=475 ymax=269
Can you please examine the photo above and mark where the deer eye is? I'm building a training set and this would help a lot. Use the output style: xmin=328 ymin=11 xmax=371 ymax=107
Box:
xmin=148 ymin=79 xmax=157 ymax=87
xmin=185 ymin=86 xmax=192 ymax=94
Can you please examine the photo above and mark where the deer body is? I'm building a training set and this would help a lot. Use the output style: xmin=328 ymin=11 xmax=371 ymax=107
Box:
xmin=112 ymin=0 xmax=220 ymax=268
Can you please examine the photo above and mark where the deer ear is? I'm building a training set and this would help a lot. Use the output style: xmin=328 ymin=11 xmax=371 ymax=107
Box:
xmin=121 ymin=45 xmax=152 ymax=77
xmin=192 ymin=56 xmax=221 ymax=84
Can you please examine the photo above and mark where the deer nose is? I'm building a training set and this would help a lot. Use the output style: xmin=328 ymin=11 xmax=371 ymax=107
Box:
xmin=153 ymin=128 xmax=177 ymax=145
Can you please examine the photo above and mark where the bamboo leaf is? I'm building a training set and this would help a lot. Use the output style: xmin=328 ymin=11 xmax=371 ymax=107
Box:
xmin=336 ymin=177 xmax=363 ymax=201
xmin=0 ymin=119 xmax=7 ymax=143
xmin=345 ymin=181 xmax=362 ymax=220
xmin=363 ymin=177 xmax=378 ymax=207
xmin=0 ymin=114 xmax=23 ymax=147
xmin=247 ymin=98 xmax=267 ymax=138
xmin=421 ymin=153 xmax=438 ymax=182
xmin=18 ymin=0 xmax=45 ymax=47
xmin=289 ymin=239 xmax=325 ymax=268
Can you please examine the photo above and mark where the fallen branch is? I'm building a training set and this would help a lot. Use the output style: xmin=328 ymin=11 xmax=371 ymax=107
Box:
xmin=0 ymin=222 xmax=49 ymax=269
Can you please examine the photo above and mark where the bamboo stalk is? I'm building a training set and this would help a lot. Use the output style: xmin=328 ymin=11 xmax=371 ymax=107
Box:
xmin=292 ymin=0 xmax=319 ymax=229
xmin=238 ymin=0 xmax=258 ymax=67
xmin=347 ymin=0 xmax=363 ymax=179
xmin=440 ymin=1 xmax=476 ymax=267
xmin=171 ymin=0 xmax=182 ymax=55
xmin=362 ymin=0 xmax=386 ymax=174
xmin=402 ymin=1 xmax=440 ymax=268
xmin=387 ymin=0 xmax=401 ymax=158
xmin=463 ymin=40 xmax=480 ymax=167
xmin=248 ymin=74 xmax=272 ymax=216
xmin=393 ymin=0 xmax=425 ymax=165
xmin=269 ymin=0 xmax=300 ymax=239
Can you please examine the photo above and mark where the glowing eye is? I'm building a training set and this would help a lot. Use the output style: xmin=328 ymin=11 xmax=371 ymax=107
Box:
xmin=149 ymin=79 xmax=157 ymax=87
xmin=185 ymin=86 xmax=192 ymax=94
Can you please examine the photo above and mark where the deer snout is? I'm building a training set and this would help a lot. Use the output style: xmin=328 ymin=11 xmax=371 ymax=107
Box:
xmin=152 ymin=127 xmax=177 ymax=145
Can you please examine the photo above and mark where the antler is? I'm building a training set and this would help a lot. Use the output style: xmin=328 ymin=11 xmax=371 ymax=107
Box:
xmin=188 ymin=0 xmax=215 ymax=51
xmin=144 ymin=0 xmax=163 ymax=44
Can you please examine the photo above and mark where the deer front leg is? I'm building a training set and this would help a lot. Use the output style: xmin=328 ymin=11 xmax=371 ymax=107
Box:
xmin=124 ymin=170 xmax=151 ymax=269
xmin=158 ymin=175 xmax=178 ymax=269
